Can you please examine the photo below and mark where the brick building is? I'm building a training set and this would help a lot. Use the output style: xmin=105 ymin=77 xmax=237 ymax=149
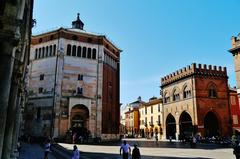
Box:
xmin=25 ymin=14 xmax=121 ymax=140
xmin=161 ymin=63 xmax=231 ymax=140
xmin=229 ymin=88 xmax=240 ymax=133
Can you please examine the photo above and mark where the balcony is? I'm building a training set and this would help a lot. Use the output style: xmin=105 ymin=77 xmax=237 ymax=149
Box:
xmin=156 ymin=121 xmax=161 ymax=126
xmin=149 ymin=122 xmax=154 ymax=127
xmin=144 ymin=122 xmax=148 ymax=127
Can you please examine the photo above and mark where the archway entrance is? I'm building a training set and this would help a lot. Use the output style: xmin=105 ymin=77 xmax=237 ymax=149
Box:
xmin=179 ymin=111 xmax=193 ymax=140
xmin=204 ymin=111 xmax=219 ymax=137
xmin=71 ymin=105 xmax=89 ymax=139
xmin=166 ymin=114 xmax=176 ymax=139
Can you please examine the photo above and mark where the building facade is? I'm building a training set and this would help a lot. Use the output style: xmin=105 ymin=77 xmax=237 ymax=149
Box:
xmin=139 ymin=97 xmax=163 ymax=140
xmin=26 ymin=14 xmax=121 ymax=140
xmin=229 ymin=35 xmax=240 ymax=98
xmin=161 ymin=63 xmax=231 ymax=140
xmin=124 ymin=97 xmax=144 ymax=136
xmin=229 ymin=88 xmax=240 ymax=134
xmin=0 ymin=0 xmax=34 ymax=158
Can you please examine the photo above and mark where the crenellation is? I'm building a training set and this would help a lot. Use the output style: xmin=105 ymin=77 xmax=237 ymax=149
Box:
xmin=218 ymin=66 xmax=222 ymax=71
xmin=213 ymin=65 xmax=217 ymax=71
xmin=161 ymin=63 xmax=228 ymax=86
xmin=208 ymin=65 xmax=212 ymax=70
xmin=203 ymin=64 xmax=207 ymax=69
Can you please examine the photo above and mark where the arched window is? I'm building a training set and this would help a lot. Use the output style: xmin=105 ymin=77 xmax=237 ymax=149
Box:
xmin=92 ymin=48 xmax=96 ymax=59
xmin=38 ymin=48 xmax=41 ymax=58
xmin=77 ymin=46 xmax=81 ymax=57
xmin=173 ymin=89 xmax=180 ymax=101
xmin=82 ymin=47 xmax=86 ymax=58
xmin=72 ymin=45 xmax=76 ymax=56
xmin=46 ymin=46 xmax=49 ymax=57
xmin=42 ymin=47 xmax=45 ymax=58
xmin=209 ymin=85 xmax=217 ymax=98
xmin=53 ymin=45 xmax=56 ymax=56
xmin=67 ymin=44 xmax=71 ymax=56
xmin=35 ymin=49 xmax=38 ymax=59
xmin=49 ymin=45 xmax=52 ymax=56
xmin=164 ymin=92 xmax=170 ymax=103
xmin=87 ymin=48 xmax=91 ymax=59
xmin=183 ymin=85 xmax=191 ymax=99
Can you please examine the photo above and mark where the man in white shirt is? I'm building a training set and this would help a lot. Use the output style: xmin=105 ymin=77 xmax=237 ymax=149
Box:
xmin=120 ymin=140 xmax=131 ymax=159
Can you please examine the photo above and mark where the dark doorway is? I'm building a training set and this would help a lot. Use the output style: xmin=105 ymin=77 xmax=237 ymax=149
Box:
xmin=204 ymin=111 xmax=219 ymax=137
xmin=166 ymin=114 xmax=176 ymax=139
xmin=179 ymin=111 xmax=193 ymax=141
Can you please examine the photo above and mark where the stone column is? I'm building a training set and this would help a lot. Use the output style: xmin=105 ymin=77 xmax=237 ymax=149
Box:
xmin=176 ymin=123 xmax=180 ymax=141
xmin=2 ymin=62 xmax=19 ymax=159
xmin=0 ymin=42 xmax=16 ymax=158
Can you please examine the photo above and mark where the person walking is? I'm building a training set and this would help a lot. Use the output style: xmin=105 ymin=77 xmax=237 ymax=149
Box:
xmin=43 ymin=139 xmax=51 ymax=159
xmin=71 ymin=145 xmax=80 ymax=159
xmin=132 ymin=144 xmax=141 ymax=159
xmin=120 ymin=140 xmax=131 ymax=159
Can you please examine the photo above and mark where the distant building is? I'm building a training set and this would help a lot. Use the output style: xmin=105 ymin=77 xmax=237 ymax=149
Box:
xmin=229 ymin=88 xmax=240 ymax=133
xmin=229 ymin=35 xmax=240 ymax=99
xmin=139 ymin=97 xmax=163 ymax=140
xmin=25 ymin=14 xmax=121 ymax=140
xmin=125 ymin=97 xmax=145 ymax=136
xmin=161 ymin=63 xmax=231 ymax=140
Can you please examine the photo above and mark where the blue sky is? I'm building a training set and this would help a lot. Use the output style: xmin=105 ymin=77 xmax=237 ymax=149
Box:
xmin=33 ymin=0 xmax=240 ymax=105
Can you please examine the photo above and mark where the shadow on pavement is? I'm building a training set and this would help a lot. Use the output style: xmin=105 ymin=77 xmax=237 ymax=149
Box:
xmin=80 ymin=151 xmax=213 ymax=159
xmin=80 ymin=140 xmax=232 ymax=150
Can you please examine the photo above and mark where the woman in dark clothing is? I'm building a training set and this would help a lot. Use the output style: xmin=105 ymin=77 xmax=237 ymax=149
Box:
xmin=132 ymin=144 xmax=141 ymax=159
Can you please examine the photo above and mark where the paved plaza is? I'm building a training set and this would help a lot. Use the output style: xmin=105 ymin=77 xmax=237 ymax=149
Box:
xmin=59 ymin=139 xmax=236 ymax=159
xmin=19 ymin=142 xmax=56 ymax=159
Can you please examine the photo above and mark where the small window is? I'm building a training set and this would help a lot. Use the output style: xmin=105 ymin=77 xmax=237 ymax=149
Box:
xmin=53 ymin=45 xmax=56 ymax=56
xmin=72 ymin=35 xmax=78 ymax=40
xmin=88 ymin=38 xmax=92 ymax=43
xmin=209 ymin=87 xmax=217 ymax=98
xmin=78 ymin=74 xmax=83 ymax=81
xmin=49 ymin=45 xmax=52 ymax=56
xmin=42 ymin=47 xmax=45 ymax=58
xmin=158 ymin=115 xmax=161 ymax=124
xmin=145 ymin=107 xmax=147 ymax=115
xmin=67 ymin=44 xmax=71 ymax=56
xmin=40 ymin=74 xmax=44 ymax=80
xmin=39 ymin=87 xmax=43 ymax=93
xmin=50 ymin=35 xmax=54 ymax=40
xmin=46 ymin=46 xmax=49 ymax=57
xmin=38 ymin=48 xmax=41 ymax=58
xmin=87 ymin=48 xmax=91 ymax=59
xmin=158 ymin=104 xmax=160 ymax=112
xmin=183 ymin=86 xmax=191 ymax=98
xmin=82 ymin=47 xmax=86 ymax=58
xmin=35 ymin=49 xmax=38 ymax=59
xmin=145 ymin=117 xmax=147 ymax=124
xmin=72 ymin=45 xmax=76 ymax=56
xmin=77 ymin=46 xmax=81 ymax=57
xmin=92 ymin=49 xmax=96 ymax=59
xmin=151 ymin=106 xmax=153 ymax=114
xmin=77 ymin=87 xmax=83 ymax=95
xmin=39 ymin=38 xmax=42 ymax=43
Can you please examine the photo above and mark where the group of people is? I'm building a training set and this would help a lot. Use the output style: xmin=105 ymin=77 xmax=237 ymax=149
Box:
xmin=120 ymin=140 xmax=141 ymax=159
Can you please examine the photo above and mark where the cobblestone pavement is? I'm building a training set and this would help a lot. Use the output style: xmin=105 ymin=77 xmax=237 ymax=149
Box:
xmin=19 ymin=142 xmax=56 ymax=159
xmin=59 ymin=139 xmax=236 ymax=159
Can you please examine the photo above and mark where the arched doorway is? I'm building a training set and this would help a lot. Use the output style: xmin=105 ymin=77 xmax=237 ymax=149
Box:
xmin=166 ymin=114 xmax=176 ymax=139
xmin=71 ymin=105 xmax=89 ymax=138
xmin=204 ymin=111 xmax=219 ymax=137
xmin=179 ymin=111 xmax=193 ymax=140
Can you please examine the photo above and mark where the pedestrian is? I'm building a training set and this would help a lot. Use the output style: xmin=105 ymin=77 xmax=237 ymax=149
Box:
xmin=43 ymin=139 xmax=51 ymax=159
xmin=132 ymin=144 xmax=141 ymax=159
xmin=233 ymin=140 xmax=240 ymax=159
xmin=71 ymin=145 xmax=80 ymax=159
xmin=120 ymin=140 xmax=131 ymax=159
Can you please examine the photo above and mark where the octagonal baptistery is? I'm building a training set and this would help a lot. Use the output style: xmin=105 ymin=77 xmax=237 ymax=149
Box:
xmin=25 ymin=14 xmax=121 ymax=141
xmin=161 ymin=63 xmax=231 ymax=140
